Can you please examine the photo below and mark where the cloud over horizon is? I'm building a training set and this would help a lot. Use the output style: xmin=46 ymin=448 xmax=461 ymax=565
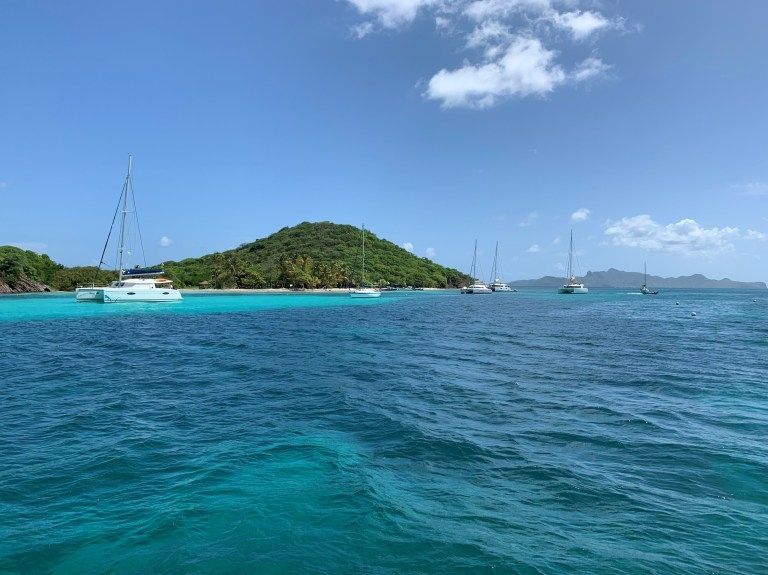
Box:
xmin=345 ymin=0 xmax=622 ymax=109
xmin=604 ymin=215 xmax=741 ymax=256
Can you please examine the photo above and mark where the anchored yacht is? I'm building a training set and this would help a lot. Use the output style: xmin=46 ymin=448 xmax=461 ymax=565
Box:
xmin=349 ymin=224 xmax=381 ymax=298
xmin=75 ymin=156 xmax=182 ymax=303
xmin=461 ymin=240 xmax=492 ymax=294
xmin=558 ymin=230 xmax=588 ymax=294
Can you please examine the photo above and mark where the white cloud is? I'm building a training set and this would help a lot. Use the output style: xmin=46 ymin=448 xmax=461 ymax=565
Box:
xmin=402 ymin=241 xmax=415 ymax=252
xmin=733 ymin=182 xmax=768 ymax=196
xmin=464 ymin=0 xmax=552 ymax=22
xmin=0 ymin=181 xmax=7 ymax=190
xmin=158 ymin=236 xmax=173 ymax=247
xmin=552 ymin=10 xmax=610 ymax=41
xmin=346 ymin=0 xmax=438 ymax=28
xmin=527 ymin=243 xmax=540 ymax=253
xmin=345 ymin=0 xmax=621 ymax=109
xmin=7 ymin=241 xmax=47 ymax=253
xmin=571 ymin=57 xmax=610 ymax=82
xmin=425 ymin=247 xmax=437 ymax=258
xmin=552 ymin=236 xmax=561 ymax=244
xmin=427 ymin=37 xmax=566 ymax=108
xmin=519 ymin=210 xmax=539 ymax=227
xmin=746 ymin=229 xmax=766 ymax=241
xmin=604 ymin=214 xmax=740 ymax=256
xmin=571 ymin=207 xmax=590 ymax=222
xmin=351 ymin=21 xmax=375 ymax=38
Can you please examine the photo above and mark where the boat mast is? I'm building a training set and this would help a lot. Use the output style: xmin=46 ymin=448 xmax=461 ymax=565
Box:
xmin=644 ymin=261 xmax=647 ymax=287
xmin=361 ymin=224 xmax=365 ymax=287
xmin=567 ymin=229 xmax=573 ymax=281
xmin=490 ymin=241 xmax=498 ymax=284
xmin=472 ymin=239 xmax=478 ymax=282
xmin=117 ymin=155 xmax=132 ymax=282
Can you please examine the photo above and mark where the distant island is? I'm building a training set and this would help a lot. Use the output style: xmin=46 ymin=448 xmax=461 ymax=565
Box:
xmin=0 ymin=222 xmax=471 ymax=293
xmin=509 ymin=268 xmax=767 ymax=289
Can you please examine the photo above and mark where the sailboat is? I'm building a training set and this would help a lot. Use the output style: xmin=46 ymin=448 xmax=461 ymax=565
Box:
xmin=488 ymin=241 xmax=513 ymax=292
xmin=349 ymin=224 xmax=381 ymax=298
xmin=640 ymin=262 xmax=659 ymax=295
xmin=461 ymin=240 xmax=492 ymax=294
xmin=557 ymin=230 xmax=588 ymax=294
xmin=75 ymin=156 xmax=182 ymax=303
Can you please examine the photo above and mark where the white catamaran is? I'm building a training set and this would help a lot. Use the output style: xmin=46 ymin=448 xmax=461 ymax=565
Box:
xmin=349 ymin=224 xmax=381 ymax=298
xmin=461 ymin=240 xmax=492 ymax=294
xmin=558 ymin=230 xmax=588 ymax=294
xmin=76 ymin=156 xmax=182 ymax=303
xmin=488 ymin=241 xmax=513 ymax=292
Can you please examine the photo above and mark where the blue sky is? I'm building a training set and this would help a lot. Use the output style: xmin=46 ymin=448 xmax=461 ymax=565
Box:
xmin=1 ymin=0 xmax=766 ymax=281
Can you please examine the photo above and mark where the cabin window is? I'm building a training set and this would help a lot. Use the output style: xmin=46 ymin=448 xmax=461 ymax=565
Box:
xmin=127 ymin=292 xmax=136 ymax=295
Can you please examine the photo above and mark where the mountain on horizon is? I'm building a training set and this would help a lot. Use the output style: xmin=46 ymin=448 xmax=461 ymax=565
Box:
xmin=508 ymin=268 xmax=766 ymax=289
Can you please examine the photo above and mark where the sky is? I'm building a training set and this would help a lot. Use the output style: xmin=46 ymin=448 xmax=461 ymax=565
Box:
xmin=1 ymin=0 xmax=767 ymax=281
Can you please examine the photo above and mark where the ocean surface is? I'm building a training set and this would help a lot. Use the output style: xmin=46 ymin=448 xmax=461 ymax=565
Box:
xmin=1 ymin=289 xmax=766 ymax=574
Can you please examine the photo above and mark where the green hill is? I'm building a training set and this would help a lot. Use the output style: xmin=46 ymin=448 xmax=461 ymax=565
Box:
xmin=0 ymin=245 xmax=115 ymax=293
xmin=163 ymin=221 xmax=470 ymax=288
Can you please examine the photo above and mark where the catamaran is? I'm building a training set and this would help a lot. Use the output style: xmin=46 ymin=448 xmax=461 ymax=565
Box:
xmin=558 ymin=230 xmax=588 ymax=294
xmin=640 ymin=261 xmax=659 ymax=295
xmin=75 ymin=156 xmax=182 ymax=303
xmin=461 ymin=240 xmax=492 ymax=294
xmin=488 ymin=241 xmax=512 ymax=292
xmin=349 ymin=224 xmax=381 ymax=298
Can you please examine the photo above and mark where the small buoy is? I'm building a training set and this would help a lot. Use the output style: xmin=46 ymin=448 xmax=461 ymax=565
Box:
xmin=753 ymin=299 xmax=757 ymax=303
xmin=675 ymin=301 xmax=680 ymax=305
xmin=691 ymin=312 xmax=697 ymax=317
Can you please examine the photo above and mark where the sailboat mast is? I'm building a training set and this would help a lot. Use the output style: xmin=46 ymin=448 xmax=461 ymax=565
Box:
xmin=567 ymin=229 xmax=573 ymax=280
xmin=490 ymin=241 xmax=498 ymax=283
xmin=644 ymin=261 xmax=647 ymax=286
xmin=361 ymin=224 xmax=365 ymax=287
xmin=117 ymin=155 xmax=132 ymax=282
xmin=472 ymin=239 xmax=478 ymax=281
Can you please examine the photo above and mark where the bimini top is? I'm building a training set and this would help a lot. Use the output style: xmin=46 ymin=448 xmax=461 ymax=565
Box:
xmin=122 ymin=267 xmax=164 ymax=277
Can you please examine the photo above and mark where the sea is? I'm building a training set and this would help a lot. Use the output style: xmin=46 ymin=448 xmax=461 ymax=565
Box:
xmin=0 ymin=289 xmax=766 ymax=574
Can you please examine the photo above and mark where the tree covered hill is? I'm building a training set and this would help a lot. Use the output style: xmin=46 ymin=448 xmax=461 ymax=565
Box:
xmin=162 ymin=221 xmax=471 ymax=288
xmin=0 ymin=246 xmax=115 ymax=293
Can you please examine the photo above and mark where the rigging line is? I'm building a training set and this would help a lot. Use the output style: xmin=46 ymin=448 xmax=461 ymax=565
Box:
xmin=96 ymin=181 xmax=126 ymax=280
xmin=129 ymin=170 xmax=147 ymax=267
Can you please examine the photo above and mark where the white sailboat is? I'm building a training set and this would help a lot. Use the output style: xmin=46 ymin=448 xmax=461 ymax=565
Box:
xmin=461 ymin=240 xmax=492 ymax=294
xmin=640 ymin=261 xmax=659 ymax=295
xmin=557 ymin=230 xmax=588 ymax=294
xmin=488 ymin=241 xmax=513 ymax=292
xmin=75 ymin=156 xmax=182 ymax=303
xmin=349 ymin=224 xmax=381 ymax=298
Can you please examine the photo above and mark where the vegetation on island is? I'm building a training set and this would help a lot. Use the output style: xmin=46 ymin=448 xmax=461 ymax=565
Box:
xmin=0 ymin=246 xmax=116 ymax=293
xmin=162 ymin=222 xmax=470 ymax=288
xmin=0 ymin=222 xmax=470 ymax=292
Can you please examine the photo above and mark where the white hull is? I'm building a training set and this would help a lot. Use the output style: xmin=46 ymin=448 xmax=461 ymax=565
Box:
xmin=349 ymin=289 xmax=381 ymax=298
xmin=558 ymin=286 xmax=588 ymax=294
xmin=76 ymin=286 xmax=182 ymax=303
xmin=462 ymin=284 xmax=493 ymax=294
xmin=491 ymin=284 xmax=513 ymax=292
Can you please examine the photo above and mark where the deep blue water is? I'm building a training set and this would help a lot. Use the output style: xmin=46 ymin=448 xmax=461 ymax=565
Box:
xmin=1 ymin=289 xmax=766 ymax=574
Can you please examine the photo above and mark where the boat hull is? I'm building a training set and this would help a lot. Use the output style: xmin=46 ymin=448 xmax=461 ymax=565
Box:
xmin=461 ymin=286 xmax=493 ymax=294
xmin=76 ymin=287 xmax=182 ymax=303
xmin=349 ymin=289 xmax=381 ymax=298
xmin=558 ymin=287 xmax=589 ymax=294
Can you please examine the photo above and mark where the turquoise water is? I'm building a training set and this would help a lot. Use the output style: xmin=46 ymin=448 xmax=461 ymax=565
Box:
xmin=1 ymin=289 xmax=766 ymax=573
